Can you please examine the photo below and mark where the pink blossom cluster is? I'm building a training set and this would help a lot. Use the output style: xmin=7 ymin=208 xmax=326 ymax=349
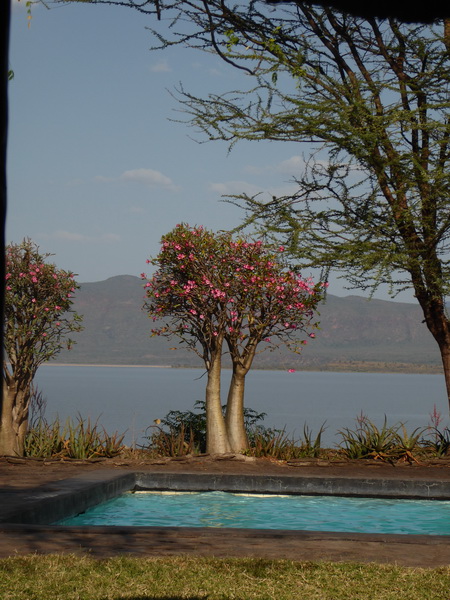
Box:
xmin=142 ymin=224 xmax=323 ymax=355
xmin=5 ymin=244 xmax=80 ymax=344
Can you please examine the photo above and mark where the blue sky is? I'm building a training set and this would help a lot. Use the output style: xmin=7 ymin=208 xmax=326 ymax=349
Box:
xmin=8 ymin=1 xmax=413 ymax=301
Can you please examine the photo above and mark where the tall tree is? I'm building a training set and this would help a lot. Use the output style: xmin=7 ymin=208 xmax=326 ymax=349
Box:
xmin=143 ymin=224 xmax=322 ymax=453
xmin=1 ymin=240 xmax=82 ymax=456
xmin=45 ymin=2 xmax=450 ymax=407
xmin=128 ymin=2 xmax=450 ymax=410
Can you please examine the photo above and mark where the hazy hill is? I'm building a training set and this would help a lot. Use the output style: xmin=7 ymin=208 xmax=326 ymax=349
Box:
xmin=54 ymin=275 xmax=442 ymax=373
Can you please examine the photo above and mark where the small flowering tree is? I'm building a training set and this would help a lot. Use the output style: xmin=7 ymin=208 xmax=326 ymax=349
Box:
xmin=1 ymin=240 xmax=83 ymax=456
xmin=143 ymin=224 xmax=323 ymax=454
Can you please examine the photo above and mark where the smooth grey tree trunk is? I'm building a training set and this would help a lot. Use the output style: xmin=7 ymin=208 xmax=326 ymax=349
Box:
xmin=225 ymin=368 xmax=249 ymax=452
xmin=205 ymin=353 xmax=231 ymax=454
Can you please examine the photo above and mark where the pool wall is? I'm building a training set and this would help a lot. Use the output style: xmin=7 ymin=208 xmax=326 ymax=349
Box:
xmin=2 ymin=470 xmax=450 ymax=526
xmin=134 ymin=472 xmax=450 ymax=499
xmin=1 ymin=469 xmax=450 ymax=566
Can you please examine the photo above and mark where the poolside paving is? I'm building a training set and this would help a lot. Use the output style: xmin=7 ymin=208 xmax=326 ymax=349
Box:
xmin=1 ymin=455 xmax=450 ymax=566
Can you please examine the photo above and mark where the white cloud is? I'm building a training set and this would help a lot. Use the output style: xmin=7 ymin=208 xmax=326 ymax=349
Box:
xmin=209 ymin=180 xmax=264 ymax=197
xmin=120 ymin=168 xmax=179 ymax=191
xmin=150 ymin=60 xmax=172 ymax=73
xmin=276 ymin=155 xmax=306 ymax=174
xmin=243 ymin=155 xmax=306 ymax=176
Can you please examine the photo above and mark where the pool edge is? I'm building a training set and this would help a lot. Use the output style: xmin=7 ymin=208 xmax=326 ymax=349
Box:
xmin=1 ymin=469 xmax=450 ymax=566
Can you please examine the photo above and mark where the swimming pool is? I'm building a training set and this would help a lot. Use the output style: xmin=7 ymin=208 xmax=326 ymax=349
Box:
xmin=57 ymin=490 xmax=450 ymax=535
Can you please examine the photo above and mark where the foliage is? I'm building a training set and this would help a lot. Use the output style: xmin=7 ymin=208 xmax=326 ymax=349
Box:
xmin=142 ymin=224 xmax=322 ymax=453
xmin=145 ymin=400 xmax=268 ymax=456
xmin=144 ymin=6 xmax=450 ymax=299
xmin=24 ymin=414 xmax=125 ymax=459
xmin=146 ymin=400 xmax=327 ymax=460
xmin=2 ymin=239 xmax=83 ymax=455
xmin=130 ymin=3 xmax=450 ymax=407
xmin=394 ymin=425 xmax=425 ymax=463
xmin=339 ymin=415 xmax=401 ymax=461
xmin=421 ymin=427 xmax=450 ymax=457
xmin=143 ymin=224 xmax=323 ymax=364
xmin=246 ymin=422 xmax=326 ymax=460
xmin=4 ymin=239 xmax=82 ymax=374
xmin=338 ymin=414 xmax=430 ymax=462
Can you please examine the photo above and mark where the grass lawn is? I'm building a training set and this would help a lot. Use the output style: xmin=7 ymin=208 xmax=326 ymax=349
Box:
xmin=0 ymin=554 xmax=449 ymax=599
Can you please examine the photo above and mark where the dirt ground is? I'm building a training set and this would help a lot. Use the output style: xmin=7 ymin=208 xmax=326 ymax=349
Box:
xmin=2 ymin=453 xmax=450 ymax=489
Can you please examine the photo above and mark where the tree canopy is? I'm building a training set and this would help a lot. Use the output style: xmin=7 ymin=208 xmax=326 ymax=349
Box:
xmin=41 ymin=2 xmax=450 ymax=407
xmin=1 ymin=239 xmax=82 ymax=455
xmin=143 ymin=224 xmax=322 ymax=452
xmin=133 ymin=4 xmax=450 ymax=407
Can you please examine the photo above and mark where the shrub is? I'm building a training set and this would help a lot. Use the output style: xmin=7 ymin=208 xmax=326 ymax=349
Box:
xmin=145 ymin=400 xmax=268 ymax=456
xmin=338 ymin=415 xmax=400 ymax=461
xmin=25 ymin=415 xmax=125 ymax=459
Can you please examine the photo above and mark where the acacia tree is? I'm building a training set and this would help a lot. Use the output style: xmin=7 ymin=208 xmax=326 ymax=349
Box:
xmin=143 ymin=224 xmax=322 ymax=454
xmin=47 ymin=2 xmax=450 ymax=409
xmin=1 ymin=240 xmax=82 ymax=456
xmin=105 ymin=2 xmax=450 ymax=410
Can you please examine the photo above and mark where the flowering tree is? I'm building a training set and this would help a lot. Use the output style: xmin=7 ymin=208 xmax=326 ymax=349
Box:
xmin=1 ymin=240 xmax=83 ymax=456
xmin=143 ymin=224 xmax=323 ymax=454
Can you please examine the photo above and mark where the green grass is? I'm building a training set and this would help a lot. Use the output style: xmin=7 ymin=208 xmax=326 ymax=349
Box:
xmin=0 ymin=555 xmax=449 ymax=599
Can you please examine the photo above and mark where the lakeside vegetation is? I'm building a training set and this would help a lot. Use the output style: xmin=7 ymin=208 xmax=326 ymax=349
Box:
xmin=24 ymin=400 xmax=450 ymax=462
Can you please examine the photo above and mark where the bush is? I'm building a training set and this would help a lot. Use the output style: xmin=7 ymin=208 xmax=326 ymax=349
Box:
xmin=145 ymin=401 xmax=326 ymax=460
xmin=145 ymin=400 xmax=268 ymax=456
xmin=24 ymin=415 xmax=125 ymax=459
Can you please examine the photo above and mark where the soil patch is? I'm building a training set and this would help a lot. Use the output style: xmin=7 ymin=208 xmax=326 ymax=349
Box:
xmin=2 ymin=453 xmax=450 ymax=489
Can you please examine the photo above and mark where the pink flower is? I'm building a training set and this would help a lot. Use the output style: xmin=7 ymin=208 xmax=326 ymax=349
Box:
xmin=287 ymin=369 xmax=296 ymax=373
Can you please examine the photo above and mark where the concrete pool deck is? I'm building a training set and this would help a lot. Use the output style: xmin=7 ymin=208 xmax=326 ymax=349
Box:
xmin=1 ymin=456 xmax=450 ymax=566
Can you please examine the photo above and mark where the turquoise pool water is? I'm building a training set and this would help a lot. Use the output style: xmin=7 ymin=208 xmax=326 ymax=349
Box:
xmin=58 ymin=491 xmax=450 ymax=535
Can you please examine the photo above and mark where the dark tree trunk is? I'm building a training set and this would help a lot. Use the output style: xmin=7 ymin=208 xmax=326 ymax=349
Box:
xmin=0 ymin=381 xmax=29 ymax=456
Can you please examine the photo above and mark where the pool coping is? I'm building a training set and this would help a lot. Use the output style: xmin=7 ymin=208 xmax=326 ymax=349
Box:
xmin=1 ymin=469 xmax=450 ymax=566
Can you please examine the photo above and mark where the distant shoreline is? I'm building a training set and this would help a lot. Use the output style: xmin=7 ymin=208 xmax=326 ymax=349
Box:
xmin=43 ymin=363 xmax=173 ymax=368
xmin=45 ymin=362 xmax=443 ymax=375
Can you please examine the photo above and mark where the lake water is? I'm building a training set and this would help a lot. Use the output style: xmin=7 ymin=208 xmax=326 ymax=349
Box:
xmin=35 ymin=366 xmax=449 ymax=448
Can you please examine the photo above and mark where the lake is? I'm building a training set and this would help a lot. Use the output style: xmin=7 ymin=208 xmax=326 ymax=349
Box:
xmin=35 ymin=366 xmax=449 ymax=448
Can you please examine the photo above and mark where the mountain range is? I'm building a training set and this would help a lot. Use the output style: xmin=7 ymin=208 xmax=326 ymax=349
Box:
xmin=54 ymin=275 xmax=442 ymax=373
